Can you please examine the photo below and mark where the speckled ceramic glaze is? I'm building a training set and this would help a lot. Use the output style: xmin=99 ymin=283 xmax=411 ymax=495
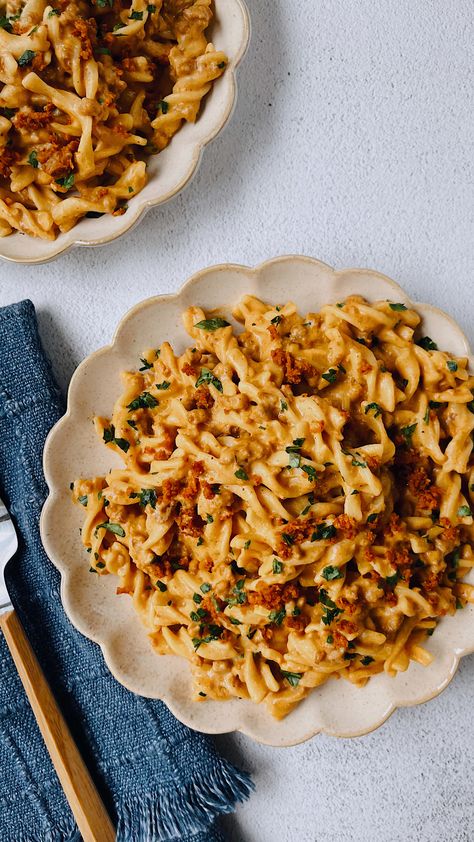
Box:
xmin=41 ymin=256 xmax=474 ymax=746
xmin=0 ymin=0 xmax=249 ymax=265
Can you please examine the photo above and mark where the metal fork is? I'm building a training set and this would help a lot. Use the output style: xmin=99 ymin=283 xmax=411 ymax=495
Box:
xmin=0 ymin=496 xmax=115 ymax=842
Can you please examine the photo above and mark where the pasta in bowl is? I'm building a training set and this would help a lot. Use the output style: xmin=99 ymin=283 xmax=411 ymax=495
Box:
xmin=0 ymin=0 xmax=248 ymax=261
xmin=41 ymin=257 xmax=474 ymax=745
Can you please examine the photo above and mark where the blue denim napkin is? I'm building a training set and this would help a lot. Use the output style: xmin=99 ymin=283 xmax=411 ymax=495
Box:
xmin=0 ymin=299 xmax=252 ymax=842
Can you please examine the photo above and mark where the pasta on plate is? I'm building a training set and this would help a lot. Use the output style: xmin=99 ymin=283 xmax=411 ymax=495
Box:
xmin=0 ymin=0 xmax=226 ymax=239
xmin=73 ymin=295 xmax=474 ymax=719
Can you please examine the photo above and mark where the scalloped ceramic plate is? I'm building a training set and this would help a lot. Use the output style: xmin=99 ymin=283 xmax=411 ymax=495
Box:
xmin=41 ymin=256 xmax=474 ymax=746
xmin=0 ymin=0 xmax=249 ymax=265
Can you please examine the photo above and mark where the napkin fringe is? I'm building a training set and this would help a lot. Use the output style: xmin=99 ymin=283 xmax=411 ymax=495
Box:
xmin=117 ymin=756 xmax=253 ymax=841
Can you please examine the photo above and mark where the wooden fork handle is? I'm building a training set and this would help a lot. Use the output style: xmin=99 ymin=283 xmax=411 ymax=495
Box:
xmin=0 ymin=609 xmax=115 ymax=842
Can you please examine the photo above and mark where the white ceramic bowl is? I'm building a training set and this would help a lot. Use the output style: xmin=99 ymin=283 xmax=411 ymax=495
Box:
xmin=0 ymin=0 xmax=249 ymax=265
xmin=41 ymin=256 xmax=474 ymax=746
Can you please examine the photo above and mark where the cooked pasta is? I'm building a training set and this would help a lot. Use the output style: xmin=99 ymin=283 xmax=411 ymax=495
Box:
xmin=73 ymin=295 xmax=474 ymax=719
xmin=0 ymin=0 xmax=226 ymax=238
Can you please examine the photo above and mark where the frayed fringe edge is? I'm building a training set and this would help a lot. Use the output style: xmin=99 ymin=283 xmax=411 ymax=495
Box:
xmin=117 ymin=757 xmax=254 ymax=842
xmin=13 ymin=821 xmax=80 ymax=842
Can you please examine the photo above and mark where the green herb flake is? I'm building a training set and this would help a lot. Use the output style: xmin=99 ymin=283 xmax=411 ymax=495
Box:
xmin=17 ymin=49 xmax=36 ymax=67
xmin=156 ymin=580 xmax=167 ymax=592
xmin=366 ymin=513 xmax=378 ymax=523
xmin=217 ymin=60 xmax=226 ymax=69
xmin=385 ymin=572 xmax=399 ymax=587
xmin=351 ymin=457 xmax=367 ymax=468
xmin=281 ymin=533 xmax=295 ymax=547
xmin=273 ymin=559 xmax=283 ymax=574
xmin=193 ymin=592 xmax=203 ymax=604
xmin=127 ymin=391 xmax=158 ymax=410
xmin=311 ymin=523 xmax=336 ymax=541
xmin=429 ymin=400 xmax=442 ymax=409
xmin=301 ymin=465 xmax=317 ymax=482
xmin=423 ymin=408 xmax=430 ymax=423
xmin=457 ymin=505 xmax=472 ymax=518
xmin=129 ymin=9 xmax=143 ymax=19
xmin=280 ymin=400 xmax=288 ymax=412
xmin=322 ymin=368 xmax=338 ymax=384
xmin=288 ymin=451 xmax=301 ymax=468
xmin=401 ymin=423 xmax=417 ymax=446
xmin=157 ymin=100 xmax=169 ymax=114
xmin=271 ymin=315 xmax=282 ymax=325
xmin=416 ymin=336 xmax=438 ymax=351
xmin=269 ymin=608 xmax=286 ymax=626
xmin=389 ymin=302 xmax=407 ymax=311
xmin=206 ymin=514 xmax=214 ymax=523
xmin=281 ymin=670 xmax=302 ymax=687
xmin=96 ymin=522 xmax=125 ymax=538
xmin=147 ymin=3 xmax=156 ymax=10
xmin=78 ymin=495 xmax=88 ymax=507
xmin=321 ymin=565 xmax=342 ymax=581
xmin=456 ymin=599 xmax=464 ymax=610
xmin=243 ymin=539 xmax=251 ymax=549
xmin=229 ymin=617 xmax=241 ymax=625
xmin=360 ymin=656 xmax=374 ymax=665
xmin=55 ymin=172 xmax=74 ymax=190
xmin=234 ymin=468 xmax=248 ymax=481
xmin=197 ymin=536 xmax=204 ymax=547
xmin=198 ymin=691 xmax=206 ymax=697
xmin=326 ymin=634 xmax=334 ymax=644
xmin=447 ymin=360 xmax=458 ymax=372
xmin=194 ymin=317 xmax=230 ymax=331
xmin=365 ymin=402 xmax=382 ymax=418
xmin=195 ymin=367 xmax=223 ymax=393
xmin=28 ymin=150 xmax=39 ymax=168
xmin=139 ymin=358 xmax=153 ymax=370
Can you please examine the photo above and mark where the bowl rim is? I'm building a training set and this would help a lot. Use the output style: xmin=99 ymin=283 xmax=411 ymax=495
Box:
xmin=0 ymin=0 xmax=250 ymax=266
xmin=40 ymin=255 xmax=474 ymax=746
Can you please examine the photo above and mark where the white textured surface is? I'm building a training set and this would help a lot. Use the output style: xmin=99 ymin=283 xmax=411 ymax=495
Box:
xmin=0 ymin=0 xmax=473 ymax=839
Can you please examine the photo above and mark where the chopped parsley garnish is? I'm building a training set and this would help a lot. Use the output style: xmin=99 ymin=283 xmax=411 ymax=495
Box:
xmin=55 ymin=172 xmax=74 ymax=190
xmin=429 ymin=400 xmax=442 ymax=408
xmin=456 ymin=599 xmax=464 ymax=610
xmin=96 ymin=0 xmax=113 ymax=6
xmin=200 ymin=582 xmax=211 ymax=593
xmin=229 ymin=617 xmax=241 ymax=625
xmin=190 ymin=607 xmax=207 ymax=622
xmin=129 ymin=9 xmax=143 ymax=18
xmin=447 ymin=360 xmax=458 ymax=372
xmin=194 ymin=317 xmax=230 ymax=331
xmin=286 ymin=438 xmax=305 ymax=452
xmin=127 ymin=420 xmax=137 ymax=429
xmin=28 ymin=150 xmax=39 ymax=168
xmin=193 ymin=593 xmax=203 ymax=604
xmin=281 ymin=532 xmax=295 ymax=546
xmin=321 ymin=565 xmax=342 ymax=581
xmin=269 ymin=608 xmax=285 ymax=626
xmin=95 ymin=522 xmax=125 ymax=538
xmin=217 ymin=61 xmax=226 ymax=69
xmin=96 ymin=561 xmax=105 ymax=569
xmin=281 ymin=671 xmax=302 ymax=687
xmin=234 ymin=468 xmax=248 ymax=481
xmin=400 ymin=423 xmax=417 ymax=447
xmin=322 ymin=368 xmax=338 ymax=384
xmin=366 ymin=513 xmax=378 ymax=523
xmin=198 ymin=691 xmax=206 ymax=697
xmin=344 ymin=652 xmax=357 ymax=660
xmin=364 ymin=402 xmax=382 ymax=418
xmin=243 ymin=539 xmax=251 ymax=549
xmin=288 ymin=451 xmax=301 ymax=468
xmin=389 ymin=302 xmax=407 ymax=311
xmin=271 ymin=315 xmax=282 ymax=325
xmin=157 ymin=100 xmax=169 ymax=114
xmin=416 ymin=336 xmax=438 ymax=351
xmin=226 ymin=580 xmax=246 ymax=607
xmin=311 ymin=523 xmax=336 ymax=541
xmin=351 ymin=457 xmax=367 ymax=468
xmin=326 ymin=634 xmax=334 ymax=644
xmin=360 ymin=656 xmax=374 ymax=665
xmin=132 ymin=488 xmax=157 ymax=509
xmin=156 ymin=580 xmax=167 ymax=592
xmin=139 ymin=358 xmax=153 ymax=370
xmin=457 ymin=505 xmax=472 ymax=518
xmin=103 ymin=424 xmax=130 ymax=453
xmin=127 ymin=391 xmax=158 ymax=410
xmin=195 ymin=367 xmax=223 ymax=392
xmin=272 ymin=559 xmax=283 ymax=574
xmin=385 ymin=572 xmax=399 ymax=587
xmin=301 ymin=465 xmax=317 ymax=482
xmin=319 ymin=589 xmax=342 ymax=625
xmin=351 ymin=490 xmax=359 ymax=495
xmin=206 ymin=514 xmax=214 ymax=523
xmin=423 ymin=408 xmax=430 ymax=423
xmin=17 ymin=49 xmax=36 ymax=66
xmin=147 ymin=3 xmax=156 ymax=10
xmin=197 ymin=536 xmax=204 ymax=546
xmin=280 ymin=400 xmax=288 ymax=412
xmin=78 ymin=495 xmax=88 ymax=507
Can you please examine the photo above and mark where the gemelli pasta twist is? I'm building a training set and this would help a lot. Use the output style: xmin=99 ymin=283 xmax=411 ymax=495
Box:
xmin=73 ymin=295 xmax=474 ymax=719
xmin=0 ymin=0 xmax=227 ymax=238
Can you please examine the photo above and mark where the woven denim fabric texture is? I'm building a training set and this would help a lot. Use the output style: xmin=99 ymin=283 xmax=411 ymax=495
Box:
xmin=0 ymin=299 xmax=253 ymax=842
